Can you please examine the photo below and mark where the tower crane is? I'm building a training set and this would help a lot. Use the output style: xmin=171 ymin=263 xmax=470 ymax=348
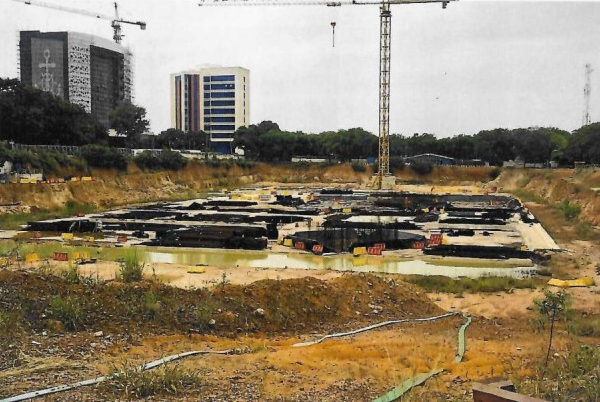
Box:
xmin=12 ymin=0 xmax=146 ymax=44
xmin=583 ymin=63 xmax=593 ymax=126
xmin=199 ymin=0 xmax=455 ymax=189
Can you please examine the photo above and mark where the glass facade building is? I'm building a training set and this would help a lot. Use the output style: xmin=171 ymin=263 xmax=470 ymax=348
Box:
xmin=171 ymin=67 xmax=249 ymax=154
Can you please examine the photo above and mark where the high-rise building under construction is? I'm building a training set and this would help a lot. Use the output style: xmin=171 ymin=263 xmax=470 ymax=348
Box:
xmin=18 ymin=30 xmax=133 ymax=127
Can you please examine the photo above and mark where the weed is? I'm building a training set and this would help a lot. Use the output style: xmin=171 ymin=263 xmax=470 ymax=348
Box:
xmin=50 ymin=295 xmax=84 ymax=331
xmin=405 ymin=275 xmax=536 ymax=294
xmin=142 ymin=292 xmax=161 ymax=320
xmin=117 ymin=252 xmax=145 ymax=283
xmin=103 ymin=362 xmax=202 ymax=398
xmin=557 ymin=199 xmax=581 ymax=221
xmin=568 ymin=315 xmax=600 ymax=337
xmin=517 ymin=345 xmax=600 ymax=401
xmin=194 ymin=292 xmax=215 ymax=330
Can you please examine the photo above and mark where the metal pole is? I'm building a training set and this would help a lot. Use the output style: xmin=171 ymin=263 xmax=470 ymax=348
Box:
xmin=377 ymin=1 xmax=391 ymax=189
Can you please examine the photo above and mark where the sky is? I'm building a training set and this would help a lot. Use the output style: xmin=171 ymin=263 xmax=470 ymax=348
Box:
xmin=1 ymin=0 xmax=599 ymax=137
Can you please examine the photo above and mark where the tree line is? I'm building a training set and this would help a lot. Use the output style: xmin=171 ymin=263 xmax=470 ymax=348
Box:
xmin=3 ymin=77 xmax=600 ymax=166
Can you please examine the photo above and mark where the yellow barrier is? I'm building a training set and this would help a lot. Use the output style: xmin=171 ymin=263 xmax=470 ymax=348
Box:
xmin=84 ymin=236 xmax=95 ymax=243
xmin=283 ymin=238 xmax=293 ymax=247
xmin=61 ymin=233 xmax=74 ymax=241
xmin=187 ymin=266 xmax=206 ymax=274
xmin=342 ymin=208 xmax=352 ymax=214
xmin=353 ymin=247 xmax=367 ymax=256
xmin=25 ymin=253 xmax=39 ymax=263
xmin=72 ymin=252 xmax=90 ymax=261
xmin=548 ymin=278 xmax=595 ymax=288
xmin=81 ymin=176 xmax=93 ymax=182
xmin=70 ymin=177 xmax=80 ymax=182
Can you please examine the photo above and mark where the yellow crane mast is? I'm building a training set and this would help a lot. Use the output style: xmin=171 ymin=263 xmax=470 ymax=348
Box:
xmin=199 ymin=0 xmax=455 ymax=189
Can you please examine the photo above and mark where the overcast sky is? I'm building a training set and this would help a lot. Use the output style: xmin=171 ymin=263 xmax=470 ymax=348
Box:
xmin=1 ymin=0 xmax=599 ymax=137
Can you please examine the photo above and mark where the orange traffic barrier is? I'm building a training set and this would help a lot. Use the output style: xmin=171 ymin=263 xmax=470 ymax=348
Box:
xmin=374 ymin=243 xmax=386 ymax=250
xmin=312 ymin=244 xmax=324 ymax=254
xmin=53 ymin=252 xmax=69 ymax=261
xmin=412 ymin=241 xmax=425 ymax=249
xmin=295 ymin=241 xmax=305 ymax=250
xmin=117 ymin=235 xmax=128 ymax=243
xmin=428 ymin=234 xmax=443 ymax=246
xmin=367 ymin=247 xmax=382 ymax=255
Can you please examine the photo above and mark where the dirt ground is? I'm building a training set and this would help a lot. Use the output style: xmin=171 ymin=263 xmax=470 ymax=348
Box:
xmin=1 ymin=169 xmax=600 ymax=401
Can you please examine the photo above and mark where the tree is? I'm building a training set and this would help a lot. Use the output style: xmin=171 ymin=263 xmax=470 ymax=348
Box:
xmin=0 ymin=78 xmax=106 ymax=145
xmin=108 ymin=101 xmax=149 ymax=147
xmin=534 ymin=290 xmax=568 ymax=372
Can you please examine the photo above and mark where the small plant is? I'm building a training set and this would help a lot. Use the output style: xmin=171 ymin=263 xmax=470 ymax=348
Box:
xmin=61 ymin=263 xmax=83 ymax=284
xmin=117 ymin=253 xmax=145 ymax=283
xmin=103 ymin=362 xmax=203 ymax=398
xmin=220 ymin=271 xmax=229 ymax=292
xmin=557 ymin=199 xmax=581 ymax=221
xmin=534 ymin=289 xmax=568 ymax=371
xmin=50 ymin=295 xmax=84 ymax=331
xmin=142 ymin=292 xmax=161 ymax=320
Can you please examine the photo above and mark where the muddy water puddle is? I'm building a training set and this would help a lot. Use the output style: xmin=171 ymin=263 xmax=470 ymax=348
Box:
xmin=138 ymin=248 xmax=536 ymax=279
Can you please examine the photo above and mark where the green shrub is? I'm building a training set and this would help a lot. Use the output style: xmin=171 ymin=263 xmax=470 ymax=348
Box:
xmin=133 ymin=149 xmax=187 ymax=171
xmin=409 ymin=161 xmax=433 ymax=176
xmin=351 ymin=162 xmax=367 ymax=173
xmin=389 ymin=156 xmax=406 ymax=172
xmin=557 ymin=199 xmax=581 ymax=221
xmin=117 ymin=253 xmax=145 ymax=283
xmin=50 ymin=295 xmax=83 ymax=331
xmin=489 ymin=167 xmax=501 ymax=180
xmin=518 ymin=345 xmax=600 ymax=401
xmin=80 ymin=145 xmax=128 ymax=170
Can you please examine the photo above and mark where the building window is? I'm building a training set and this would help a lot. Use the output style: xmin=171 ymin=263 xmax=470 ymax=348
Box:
xmin=211 ymin=92 xmax=235 ymax=99
xmin=204 ymin=92 xmax=210 ymax=98
xmin=210 ymin=108 xmax=235 ymax=114
xmin=206 ymin=125 xmax=236 ymax=131
xmin=210 ymin=116 xmax=235 ymax=123
xmin=203 ymin=84 xmax=210 ymax=90
xmin=210 ymin=83 xmax=234 ymax=90
xmin=210 ymin=75 xmax=235 ymax=82
xmin=203 ymin=76 xmax=210 ymax=82
xmin=210 ymin=100 xmax=235 ymax=106
xmin=204 ymin=100 xmax=210 ymax=106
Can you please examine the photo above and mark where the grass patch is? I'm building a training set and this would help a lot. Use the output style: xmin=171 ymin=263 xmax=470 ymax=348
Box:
xmin=557 ymin=199 xmax=581 ymax=221
xmin=517 ymin=345 xmax=600 ymax=401
xmin=405 ymin=275 xmax=537 ymax=294
xmin=510 ymin=189 xmax=547 ymax=204
xmin=102 ymin=362 xmax=202 ymax=398
xmin=50 ymin=295 xmax=84 ymax=331
xmin=117 ymin=252 xmax=145 ymax=283
xmin=422 ymin=257 xmax=532 ymax=268
xmin=568 ymin=313 xmax=600 ymax=337
xmin=0 ymin=201 xmax=98 ymax=230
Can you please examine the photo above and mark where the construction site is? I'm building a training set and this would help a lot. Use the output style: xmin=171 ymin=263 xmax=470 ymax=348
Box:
xmin=0 ymin=164 xmax=598 ymax=401
xmin=1 ymin=0 xmax=599 ymax=400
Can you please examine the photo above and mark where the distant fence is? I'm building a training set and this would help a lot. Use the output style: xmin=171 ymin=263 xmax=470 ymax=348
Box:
xmin=2 ymin=141 xmax=133 ymax=156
